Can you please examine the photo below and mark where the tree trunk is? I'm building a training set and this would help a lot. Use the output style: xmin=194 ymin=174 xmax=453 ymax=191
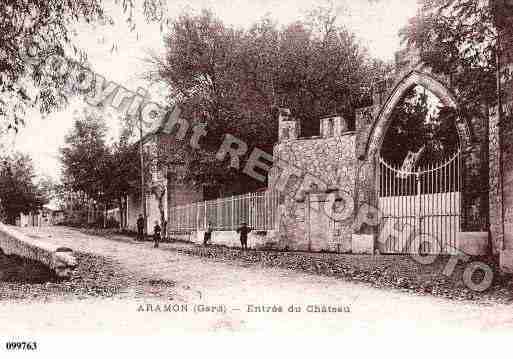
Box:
xmin=157 ymin=192 xmax=166 ymax=239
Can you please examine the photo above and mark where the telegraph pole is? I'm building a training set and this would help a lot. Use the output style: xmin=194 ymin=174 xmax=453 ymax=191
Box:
xmin=139 ymin=109 xmax=147 ymax=236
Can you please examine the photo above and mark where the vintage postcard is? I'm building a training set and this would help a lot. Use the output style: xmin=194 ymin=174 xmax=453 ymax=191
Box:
xmin=1 ymin=0 xmax=513 ymax=356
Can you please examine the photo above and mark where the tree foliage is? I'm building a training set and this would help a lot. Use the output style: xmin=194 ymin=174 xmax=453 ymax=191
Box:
xmin=1 ymin=0 xmax=166 ymax=132
xmin=36 ymin=174 xmax=58 ymax=205
xmin=400 ymin=0 xmax=498 ymax=118
xmin=0 ymin=152 xmax=47 ymax=224
xmin=1 ymin=0 xmax=104 ymax=131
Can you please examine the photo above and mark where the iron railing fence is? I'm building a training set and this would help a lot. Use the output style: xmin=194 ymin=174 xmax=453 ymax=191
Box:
xmin=169 ymin=190 xmax=280 ymax=232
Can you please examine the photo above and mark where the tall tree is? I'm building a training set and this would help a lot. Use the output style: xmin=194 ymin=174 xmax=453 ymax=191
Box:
xmin=60 ymin=108 xmax=110 ymax=210
xmin=60 ymin=108 xmax=150 ymax=227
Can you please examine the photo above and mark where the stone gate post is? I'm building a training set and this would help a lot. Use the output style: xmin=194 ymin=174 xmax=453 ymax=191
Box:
xmin=490 ymin=0 xmax=513 ymax=271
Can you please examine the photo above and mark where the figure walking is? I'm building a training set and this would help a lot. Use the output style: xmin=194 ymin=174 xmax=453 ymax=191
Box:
xmin=236 ymin=222 xmax=252 ymax=250
xmin=136 ymin=214 xmax=145 ymax=241
xmin=153 ymin=221 xmax=161 ymax=248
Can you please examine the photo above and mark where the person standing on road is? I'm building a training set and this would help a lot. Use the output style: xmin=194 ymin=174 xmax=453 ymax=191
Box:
xmin=136 ymin=214 xmax=144 ymax=241
xmin=236 ymin=222 xmax=252 ymax=250
xmin=203 ymin=222 xmax=213 ymax=246
xmin=153 ymin=221 xmax=161 ymax=248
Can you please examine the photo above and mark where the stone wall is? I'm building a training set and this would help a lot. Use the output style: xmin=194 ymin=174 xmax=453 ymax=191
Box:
xmin=273 ymin=134 xmax=357 ymax=191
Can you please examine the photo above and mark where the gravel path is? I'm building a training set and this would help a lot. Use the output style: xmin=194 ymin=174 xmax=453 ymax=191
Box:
xmin=3 ymin=226 xmax=513 ymax=335
xmin=0 ymin=251 xmax=178 ymax=303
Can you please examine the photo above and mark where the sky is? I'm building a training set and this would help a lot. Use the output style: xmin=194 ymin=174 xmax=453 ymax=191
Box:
xmin=9 ymin=0 xmax=419 ymax=181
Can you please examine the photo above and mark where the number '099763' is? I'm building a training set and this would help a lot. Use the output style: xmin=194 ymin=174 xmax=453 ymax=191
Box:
xmin=5 ymin=342 xmax=38 ymax=350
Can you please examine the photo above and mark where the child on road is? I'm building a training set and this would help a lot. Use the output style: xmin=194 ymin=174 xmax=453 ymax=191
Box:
xmin=153 ymin=221 xmax=161 ymax=248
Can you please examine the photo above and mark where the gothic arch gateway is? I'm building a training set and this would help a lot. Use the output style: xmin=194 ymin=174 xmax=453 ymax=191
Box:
xmin=365 ymin=69 xmax=472 ymax=159
xmin=355 ymin=65 xmax=489 ymax=254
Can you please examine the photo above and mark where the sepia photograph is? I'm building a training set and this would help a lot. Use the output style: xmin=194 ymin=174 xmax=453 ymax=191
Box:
xmin=0 ymin=0 xmax=512 ymax=356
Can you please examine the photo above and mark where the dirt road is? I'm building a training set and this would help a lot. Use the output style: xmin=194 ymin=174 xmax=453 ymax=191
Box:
xmin=3 ymin=226 xmax=513 ymax=335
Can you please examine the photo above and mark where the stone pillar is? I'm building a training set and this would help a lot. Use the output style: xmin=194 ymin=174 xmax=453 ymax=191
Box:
xmin=353 ymin=77 xmax=394 ymax=243
xmin=502 ymin=33 xmax=513 ymax=249
xmin=354 ymin=103 xmax=381 ymax=240
xmin=500 ymin=26 xmax=513 ymax=270
xmin=278 ymin=108 xmax=300 ymax=142
xmin=489 ymin=103 xmax=503 ymax=254
xmin=461 ymin=112 xmax=490 ymax=233
xmin=320 ymin=116 xmax=347 ymax=138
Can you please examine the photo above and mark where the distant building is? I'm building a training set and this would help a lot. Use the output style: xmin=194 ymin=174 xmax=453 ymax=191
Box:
xmin=16 ymin=205 xmax=64 ymax=227
xmin=124 ymin=122 xmax=205 ymax=235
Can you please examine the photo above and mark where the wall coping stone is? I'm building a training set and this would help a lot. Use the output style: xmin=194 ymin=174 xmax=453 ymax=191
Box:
xmin=295 ymin=131 xmax=357 ymax=142
xmin=0 ymin=224 xmax=77 ymax=278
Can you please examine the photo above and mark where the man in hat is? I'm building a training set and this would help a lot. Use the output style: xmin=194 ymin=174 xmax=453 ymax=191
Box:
xmin=136 ymin=214 xmax=145 ymax=241
xmin=203 ymin=222 xmax=213 ymax=246
xmin=236 ymin=222 xmax=252 ymax=250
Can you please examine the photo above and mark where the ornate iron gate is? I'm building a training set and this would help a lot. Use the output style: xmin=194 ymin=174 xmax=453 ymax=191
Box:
xmin=378 ymin=150 xmax=462 ymax=254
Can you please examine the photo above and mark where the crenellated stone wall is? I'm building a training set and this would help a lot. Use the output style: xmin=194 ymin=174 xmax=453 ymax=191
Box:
xmin=270 ymin=113 xmax=360 ymax=252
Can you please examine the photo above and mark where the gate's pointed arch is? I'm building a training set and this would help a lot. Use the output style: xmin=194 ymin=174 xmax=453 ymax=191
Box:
xmin=365 ymin=69 xmax=472 ymax=159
